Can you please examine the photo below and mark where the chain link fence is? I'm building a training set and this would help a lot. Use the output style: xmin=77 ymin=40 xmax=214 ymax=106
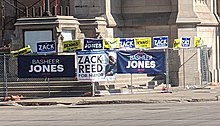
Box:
xmin=0 ymin=53 xmax=90 ymax=98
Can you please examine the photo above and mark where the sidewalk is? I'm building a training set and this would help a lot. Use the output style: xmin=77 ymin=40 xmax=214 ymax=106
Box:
xmin=1 ymin=86 xmax=220 ymax=106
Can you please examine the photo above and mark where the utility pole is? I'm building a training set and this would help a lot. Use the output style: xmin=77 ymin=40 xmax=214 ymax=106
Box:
xmin=1 ymin=0 xmax=5 ymax=46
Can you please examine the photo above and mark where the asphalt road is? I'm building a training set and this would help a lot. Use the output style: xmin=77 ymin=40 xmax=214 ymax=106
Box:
xmin=0 ymin=101 xmax=220 ymax=126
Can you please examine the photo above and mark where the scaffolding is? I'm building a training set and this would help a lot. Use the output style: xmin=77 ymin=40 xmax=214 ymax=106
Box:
xmin=0 ymin=0 xmax=59 ymax=47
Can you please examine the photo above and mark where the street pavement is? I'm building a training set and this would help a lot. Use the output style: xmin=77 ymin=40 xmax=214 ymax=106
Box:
xmin=1 ymin=85 xmax=220 ymax=106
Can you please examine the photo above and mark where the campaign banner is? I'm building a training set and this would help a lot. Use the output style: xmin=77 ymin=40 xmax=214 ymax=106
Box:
xmin=194 ymin=36 xmax=203 ymax=47
xmin=18 ymin=55 xmax=75 ymax=78
xmin=76 ymin=50 xmax=108 ymax=81
xmin=119 ymin=38 xmax=135 ymax=50
xmin=104 ymin=38 xmax=120 ymax=49
xmin=105 ymin=50 xmax=117 ymax=81
xmin=181 ymin=37 xmax=190 ymax=48
xmin=36 ymin=41 xmax=56 ymax=53
xmin=11 ymin=45 xmax=32 ymax=57
xmin=153 ymin=36 xmax=168 ymax=49
xmin=63 ymin=40 xmax=82 ymax=52
xmin=83 ymin=38 xmax=104 ymax=50
xmin=173 ymin=39 xmax=181 ymax=49
xmin=134 ymin=37 xmax=151 ymax=49
xmin=117 ymin=50 xmax=165 ymax=74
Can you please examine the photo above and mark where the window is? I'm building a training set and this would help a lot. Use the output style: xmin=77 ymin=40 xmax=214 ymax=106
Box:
xmin=61 ymin=30 xmax=75 ymax=41
xmin=24 ymin=30 xmax=53 ymax=52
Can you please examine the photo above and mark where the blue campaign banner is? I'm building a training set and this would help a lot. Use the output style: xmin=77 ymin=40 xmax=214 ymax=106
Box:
xmin=83 ymin=38 xmax=104 ymax=50
xmin=36 ymin=41 xmax=56 ymax=53
xmin=181 ymin=37 xmax=190 ymax=48
xmin=153 ymin=36 xmax=168 ymax=49
xmin=18 ymin=55 xmax=75 ymax=78
xmin=119 ymin=38 xmax=135 ymax=49
xmin=117 ymin=50 xmax=165 ymax=74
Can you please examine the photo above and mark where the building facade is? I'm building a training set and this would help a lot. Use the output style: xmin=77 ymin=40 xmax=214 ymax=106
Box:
xmin=1 ymin=0 xmax=220 ymax=87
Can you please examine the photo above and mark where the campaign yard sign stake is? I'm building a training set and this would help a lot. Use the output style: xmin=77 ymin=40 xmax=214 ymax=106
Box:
xmin=18 ymin=55 xmax=75 ymax=78
xmin=117 ymin=50 xmax=165 ymax=74
xmin=76 ymin=50 xmax=108 ymax=81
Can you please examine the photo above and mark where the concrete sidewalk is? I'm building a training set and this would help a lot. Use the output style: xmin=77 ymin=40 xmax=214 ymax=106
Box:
xmin=1 ymin=86 xmax=220 ymax=106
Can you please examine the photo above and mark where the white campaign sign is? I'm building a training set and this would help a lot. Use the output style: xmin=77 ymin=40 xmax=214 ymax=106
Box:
xmin=77 ymin=51 xmax=108 ymax=81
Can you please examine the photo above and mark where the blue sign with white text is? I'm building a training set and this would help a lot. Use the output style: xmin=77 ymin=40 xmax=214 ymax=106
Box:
xmin=117 ymin=51 xmax=165 ymax=74
xmin=83 ymin=38 xmax=103 ymax=50
xmin=36 ymin=41 xmax=56 ymax=53
xmin=181 ymin=37 xmax=190 ymax=48
xmin=119 ymin=38 xmax=135 ymax=49
xmin=18 ymin=55 xmax=75 ymax=78
xmin=153 ymin=36 xmax=168 ymax=48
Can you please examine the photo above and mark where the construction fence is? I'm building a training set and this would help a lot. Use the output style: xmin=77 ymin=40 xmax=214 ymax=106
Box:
xmin=0 ymin=53 xmax=91 ymax=98
xmin=0 ymin=47 xmax=211 ymax=97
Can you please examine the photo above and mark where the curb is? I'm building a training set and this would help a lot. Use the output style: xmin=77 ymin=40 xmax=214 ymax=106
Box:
xmin=4 ymin=97 xmax=217 ymax=106
xmin=0 ymin=102 xmax=22 ymax=106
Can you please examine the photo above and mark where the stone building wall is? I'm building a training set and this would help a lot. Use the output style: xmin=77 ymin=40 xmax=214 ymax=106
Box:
xmin=1 ymin=0 xmax=220 ymax=87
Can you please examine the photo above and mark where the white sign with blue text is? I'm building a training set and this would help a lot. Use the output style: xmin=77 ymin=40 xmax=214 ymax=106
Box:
xmin=181 ymin=37 xmax=190 ymax=48
xmin=153 ymin=36 xmax=168 ymax=49
xmin=36 ymin=41 xmax=56 ymax=53
xmin=76 ymin=50 xmax=108 ymax=82
xmin=119 ymin=38 xmax=135 ymax=50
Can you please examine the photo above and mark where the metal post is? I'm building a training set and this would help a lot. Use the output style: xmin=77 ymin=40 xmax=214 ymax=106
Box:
xmin=165 ymin=49 xmax=169 ymax=91
xmin=3 ymin=53 xmax=8 ymax=96
xmin=92 ymin=82 xmax=95 ymax=97
xmin=183 ymin=49 xmax=186 ymax=89
xmin=131 ymin=73 xmax=133 ymax=94
xmin=47 ymin=77 xmax=50 ymax=97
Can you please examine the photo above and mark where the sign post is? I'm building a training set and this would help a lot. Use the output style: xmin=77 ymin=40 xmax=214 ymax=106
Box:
xmin=181 ymin=37 xmax=190 ymax=89
xmin=165 ymin=48 xmax=169 ymax=91
xmin=183 ymin=49 xmax=186 ymax=89
xmin=47 ymin=77 xmax=50 ymax=97
xmin=3 ymin=53 xmax=8 ymax=96
xmin=92 ymin=82 xmax=95 ymax=97
xmin=131 ymin=73 xmax=133 ymax=94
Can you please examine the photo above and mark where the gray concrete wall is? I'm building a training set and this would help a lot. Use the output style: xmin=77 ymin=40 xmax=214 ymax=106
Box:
xmin=70 ymin=0 xmax=105 ymax=18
